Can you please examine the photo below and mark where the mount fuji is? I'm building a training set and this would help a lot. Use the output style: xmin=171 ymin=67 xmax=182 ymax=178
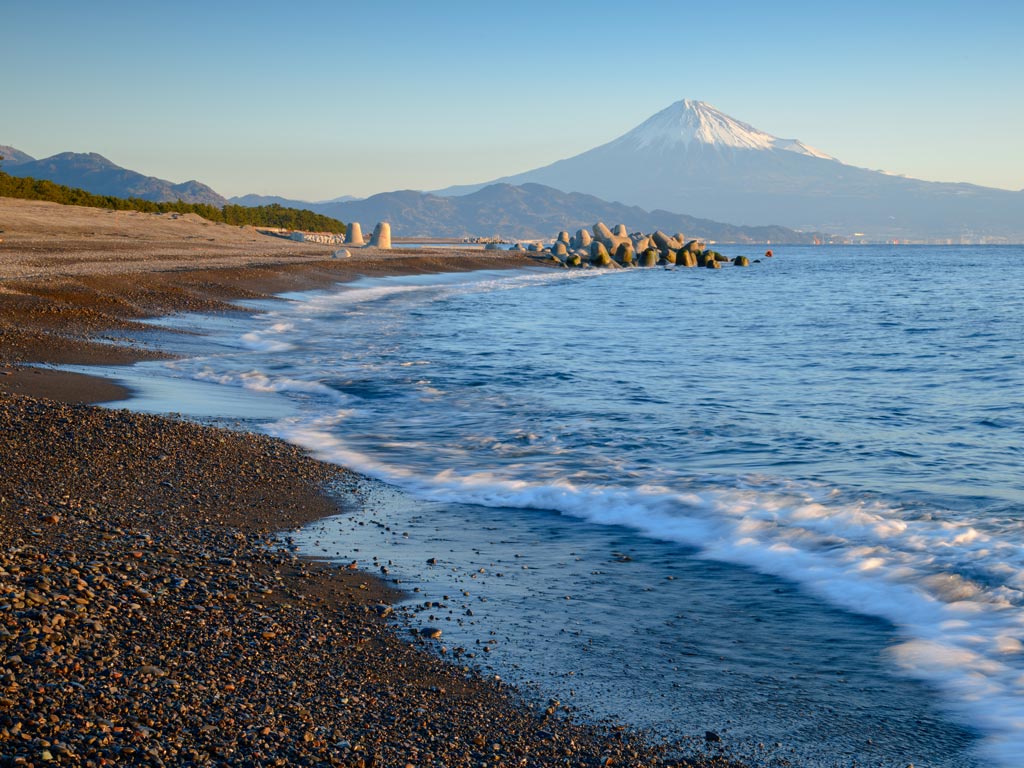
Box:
xmin=439 ymin=100 xmax=1023 ymax=242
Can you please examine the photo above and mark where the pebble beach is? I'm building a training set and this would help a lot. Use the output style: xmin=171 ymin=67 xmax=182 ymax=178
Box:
xmin=0 ymin=199 xmax=745 ymax=767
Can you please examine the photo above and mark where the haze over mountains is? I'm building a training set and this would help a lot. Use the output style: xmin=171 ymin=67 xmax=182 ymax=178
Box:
xmin=439 ymin=100 xmax=1024 ymax=243
xmin=5 ymin=100 xmax=1022 ymax=243
xmin=0 ymin=143 xmax=820 ymax=242
xmin=312 ymin=184 xmax=823 ymax=242
xmin=230 ymin=193 xmax=361 ymax=208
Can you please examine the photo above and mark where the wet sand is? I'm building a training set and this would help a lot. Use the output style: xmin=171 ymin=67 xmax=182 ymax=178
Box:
xmin=0 ymin=199 xmax=744 ymax=766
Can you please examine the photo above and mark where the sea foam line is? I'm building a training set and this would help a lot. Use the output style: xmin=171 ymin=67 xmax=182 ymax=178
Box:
xmin=146 ymin=265 xmax=1024 ymax=764
xmin=267 ymin=414 xmax=1024 ymax=767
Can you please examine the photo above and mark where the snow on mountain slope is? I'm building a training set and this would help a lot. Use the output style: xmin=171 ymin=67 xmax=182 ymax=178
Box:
xmin=613 ymin=99 xmax=834 ymax=159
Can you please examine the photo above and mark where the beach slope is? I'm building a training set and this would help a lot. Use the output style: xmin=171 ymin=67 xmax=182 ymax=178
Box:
xmin=0 ymin=198 xmax=740 ymax=765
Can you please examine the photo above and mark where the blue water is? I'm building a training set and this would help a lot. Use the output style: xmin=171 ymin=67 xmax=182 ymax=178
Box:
xmin=98 ymin=246 xmax=1024 ymax=767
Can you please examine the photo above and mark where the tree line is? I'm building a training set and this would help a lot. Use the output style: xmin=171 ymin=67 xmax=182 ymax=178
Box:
xmin=0 ymin=167 xmax=346 ymax=234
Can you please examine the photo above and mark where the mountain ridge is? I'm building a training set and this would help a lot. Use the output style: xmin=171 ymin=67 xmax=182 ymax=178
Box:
xmin=0 ymin=142 xmax=826 ymax=241
xmin=436 ymin=100 xmax=1023 ymax=242
xmin=317 ymin=182 xmax=827 ymax=243
xmin=0 ymin=145 xmax=36 ymax=166
xmin=1 ymin=149 xmax=227 ymax=206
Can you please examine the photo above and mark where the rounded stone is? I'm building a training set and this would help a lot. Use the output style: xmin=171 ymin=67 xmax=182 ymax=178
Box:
xmin=592 ymin=222 xmax=614 ymax=242
xmin=651 ymin=230 xmax=671 ymax=250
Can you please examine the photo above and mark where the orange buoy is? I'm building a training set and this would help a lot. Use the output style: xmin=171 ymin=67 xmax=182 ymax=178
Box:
xmin=765 ymin=249 xmax=774 ymax=258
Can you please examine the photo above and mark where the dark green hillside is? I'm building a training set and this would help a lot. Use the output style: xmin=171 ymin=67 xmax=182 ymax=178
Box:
xmin=0 ymin=168 xmax=346 ymax=234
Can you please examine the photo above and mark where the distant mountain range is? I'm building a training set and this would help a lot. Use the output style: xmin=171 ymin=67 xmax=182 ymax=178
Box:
xmin=0 ymin=146 xmax=227 ymax=206
xmin=228 ymin=193 xmax=361 ymax=208
xmin=8 ymin=100 xmax=1022 ymax=244
xmin=0 ymin=143 xmax=819 ymax=242
xmin=438 ymin=100 xmax=1024 ymax=242
xmin=312 ymin=183 xmax=824 ymax=242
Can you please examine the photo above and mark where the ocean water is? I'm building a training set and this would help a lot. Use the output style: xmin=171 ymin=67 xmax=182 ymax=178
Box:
xmin=98 ymin=246 xmax=1023 ymax=767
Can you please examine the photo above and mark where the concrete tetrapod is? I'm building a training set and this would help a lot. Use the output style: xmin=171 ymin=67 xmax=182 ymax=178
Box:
xmin=368 ymin=222 xmax=392 ymax=249
xmin=345 ymin=222 xmax=364 ymax=246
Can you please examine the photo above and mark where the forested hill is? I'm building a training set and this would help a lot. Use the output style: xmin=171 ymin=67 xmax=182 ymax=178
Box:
xmin=0 ymin=170 xmax=346 ymax=234
xmin=0 ymin=147 xmax=227 ymax=206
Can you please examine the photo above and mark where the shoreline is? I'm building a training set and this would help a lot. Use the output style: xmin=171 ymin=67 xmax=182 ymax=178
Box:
xmin=0 ymin=200 xmax=738 ymax=765
xmin=1 ymin=394 xmax=696 ymax=766
xmin=0 ymin=197 xmax=545 ymax=402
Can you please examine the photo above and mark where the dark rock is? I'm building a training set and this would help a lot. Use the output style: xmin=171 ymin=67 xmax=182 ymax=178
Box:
xmin=590 ymin=242 xmax=614 ymax=267
xmin=614 ymin=243 xmax=634 ymax=265
xmin=639 ymin=249 xmax=659 ymax=268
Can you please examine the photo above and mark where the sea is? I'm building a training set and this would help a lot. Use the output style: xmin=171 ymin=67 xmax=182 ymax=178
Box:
xmin=84 ymin=245 xmax=1024 ymax=768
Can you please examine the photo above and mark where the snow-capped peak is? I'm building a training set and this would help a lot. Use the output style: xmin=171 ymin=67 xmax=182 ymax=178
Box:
xmin=613 ymin=99 xmax=834 ymax=159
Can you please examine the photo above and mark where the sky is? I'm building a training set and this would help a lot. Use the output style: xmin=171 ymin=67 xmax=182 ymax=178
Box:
xmin=3 ymin=0 xmax=1022 ymax=201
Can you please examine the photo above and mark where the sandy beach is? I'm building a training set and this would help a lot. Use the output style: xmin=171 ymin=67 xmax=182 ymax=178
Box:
xmin=0 ymin=199 xmax=741 ymax=766
xmin=0 ymin=198 xmax=538 ymax=400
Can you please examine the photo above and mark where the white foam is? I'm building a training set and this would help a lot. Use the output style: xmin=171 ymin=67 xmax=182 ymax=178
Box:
xmin=192 ymin=369 xmax=351 ymax=405
xmin=266 ymin=416 xmax=1024 ymax=767
xmin=122 ymin=265 xmax=1024 ymax=765
xmin=239 ymin=332 xmax=294 ymax=352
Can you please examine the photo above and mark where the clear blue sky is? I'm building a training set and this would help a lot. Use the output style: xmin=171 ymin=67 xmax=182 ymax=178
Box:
xmin=3 ymin=0 xmax=1022 ymax=200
